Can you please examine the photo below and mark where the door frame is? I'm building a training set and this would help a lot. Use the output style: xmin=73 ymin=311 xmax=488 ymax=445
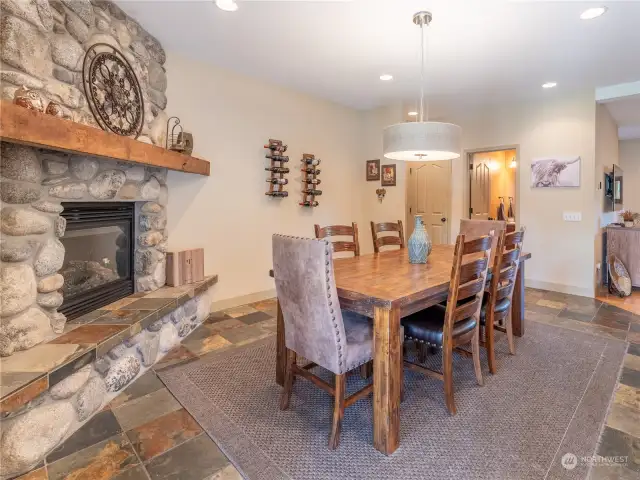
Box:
xmin=405 ymin=160 xmax=452 ymax=245
xmin=464 ymin=144 xmax=521 ymax=227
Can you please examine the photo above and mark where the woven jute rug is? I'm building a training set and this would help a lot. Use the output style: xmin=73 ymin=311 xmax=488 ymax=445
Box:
xmin=158 ymin=321 xmax=626 ymax=480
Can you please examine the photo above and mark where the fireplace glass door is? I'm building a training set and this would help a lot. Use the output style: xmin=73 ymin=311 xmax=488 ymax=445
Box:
xmin=59 ymin=202 xmax=134 ymax=319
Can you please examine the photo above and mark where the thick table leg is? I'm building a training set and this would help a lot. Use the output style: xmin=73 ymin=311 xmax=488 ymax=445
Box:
xmin=275 ymin=299 xmax=286 ymax=386
xmin=373 ymin=305 xmax=401 ymax=455
xmin=512 ymin=262 xmax=525 ymax=337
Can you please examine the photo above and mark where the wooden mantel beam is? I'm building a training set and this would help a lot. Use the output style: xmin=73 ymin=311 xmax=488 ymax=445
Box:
xmin=0 ymin=101 xmax=210 ymax=176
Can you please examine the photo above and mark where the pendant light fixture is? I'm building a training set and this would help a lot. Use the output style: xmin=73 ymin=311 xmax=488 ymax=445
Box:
xmin=383 ymin=12 xmax=461 ymax=162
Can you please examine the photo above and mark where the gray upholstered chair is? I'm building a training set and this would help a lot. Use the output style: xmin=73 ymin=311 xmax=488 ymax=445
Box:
xmin=272 ymin=234 xmax=374 ymax=449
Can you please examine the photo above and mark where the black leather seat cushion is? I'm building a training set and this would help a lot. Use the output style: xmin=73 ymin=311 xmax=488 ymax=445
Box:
xmin=401 ymin=304 xmax=477 ymax=346
xmin=479 ymin=293 xmax=511 ymax=325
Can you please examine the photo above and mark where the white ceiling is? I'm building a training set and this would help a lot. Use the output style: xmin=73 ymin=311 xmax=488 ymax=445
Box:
xmin=117 ymin=0 xmax=640 ymax=111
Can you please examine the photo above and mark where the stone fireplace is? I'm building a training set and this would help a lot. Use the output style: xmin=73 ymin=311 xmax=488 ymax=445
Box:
xmin=0 ymin=142 xmax=170 ymax=353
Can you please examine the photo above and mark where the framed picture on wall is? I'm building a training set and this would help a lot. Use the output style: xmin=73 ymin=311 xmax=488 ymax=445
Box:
xmin=366 ymin=159 xmax=380 ymax=181
xmin=531 ymin=156 xmax=581 ymax=187
xmin=381 ymin=164 xmax=397 ymax=187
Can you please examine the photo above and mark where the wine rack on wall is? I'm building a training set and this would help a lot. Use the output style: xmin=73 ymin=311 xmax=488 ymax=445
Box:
xmin=300 ymin=153 xmax=321 ymax=207
xmin=264 ymin=139 xmax=289 ymax=198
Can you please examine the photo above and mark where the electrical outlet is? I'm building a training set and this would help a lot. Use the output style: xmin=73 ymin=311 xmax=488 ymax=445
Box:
xmin=563 ymin=212 xmax=582 ymax=222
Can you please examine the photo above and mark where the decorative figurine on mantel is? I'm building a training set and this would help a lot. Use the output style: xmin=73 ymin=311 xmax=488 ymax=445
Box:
xmin=166 ymin=116 xmax=194 ymax=155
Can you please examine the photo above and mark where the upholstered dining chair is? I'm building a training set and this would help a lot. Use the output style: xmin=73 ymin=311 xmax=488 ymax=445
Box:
xmin=272 ymin=234 xmax=374 ymax=449
xmin=480 ymin=227 xmax=525 ymax=373
xmin=314 ymin=223 xmax=360 ymax=256
xmin=459 ymin=219 xmax=505 ymax=264
xmin=370 ymin=220 xmax=405 ymax=253
xmin=401 ymin=233 xmax=493 ymax=415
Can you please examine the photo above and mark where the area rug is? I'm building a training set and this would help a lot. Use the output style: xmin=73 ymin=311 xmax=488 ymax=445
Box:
xmin=158 ymin=321 xmax=627 ymax=480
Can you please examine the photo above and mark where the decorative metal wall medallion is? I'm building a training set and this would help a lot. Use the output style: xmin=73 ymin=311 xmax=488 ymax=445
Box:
xmin=82 ymin=43 xmax=144 ymax=138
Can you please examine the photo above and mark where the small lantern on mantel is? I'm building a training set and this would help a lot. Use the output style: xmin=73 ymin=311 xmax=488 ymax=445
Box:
xmin=166 ymin=116 xmax=194 ymax=155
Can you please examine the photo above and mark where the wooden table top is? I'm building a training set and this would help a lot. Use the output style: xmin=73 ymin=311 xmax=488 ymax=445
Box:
xmin=270 ymin=245 xmax=530 ymax=311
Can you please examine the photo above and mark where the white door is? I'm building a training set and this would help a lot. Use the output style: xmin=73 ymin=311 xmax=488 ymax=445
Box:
xmin=407 ymin=161 xmax=451 ymax=245
xmin=470 ymin=153 xmax=491 ymax=220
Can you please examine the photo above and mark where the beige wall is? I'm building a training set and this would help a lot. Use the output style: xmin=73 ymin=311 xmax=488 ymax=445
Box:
xmin=619 ymin=139 xmax=640 ymax=214
xmin=164 ymin=53 xmax=365 ymax=302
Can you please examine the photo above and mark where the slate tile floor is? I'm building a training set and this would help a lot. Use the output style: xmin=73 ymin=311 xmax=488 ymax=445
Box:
xmin=14 ymin=292 xmax=640 ymax=480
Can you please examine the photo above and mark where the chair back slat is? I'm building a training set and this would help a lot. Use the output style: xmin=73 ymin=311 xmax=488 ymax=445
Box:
xmin=498 ymin=266 xmax=518 ymax=283
xmin=443 ymin=233 xmax=493 ymax=340
xmin=314 ymin=222 xmax=360 ymax=257
xmin=462 ymin=235 xmax=493 ymax=255
xmin=370 ymin=220 xmax=405 ymax=253
xmin=457 ymin=278 xmax=486 ymax=304
xmin=458 ymin=257 xmax=489 ymax=285
xmin=500 ymin=248 xmax=520 ymax=267
xmin=453 ymin=297 xmax=482 ymax=323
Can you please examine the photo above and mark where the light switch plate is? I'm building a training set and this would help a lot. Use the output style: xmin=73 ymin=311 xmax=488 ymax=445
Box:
xmin=563 ymin=212 xmax=582 ymax=222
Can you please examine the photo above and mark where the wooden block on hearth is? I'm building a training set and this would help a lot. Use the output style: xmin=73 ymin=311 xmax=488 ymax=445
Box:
xmin=166 ymin=248 xmax=205 ymax=287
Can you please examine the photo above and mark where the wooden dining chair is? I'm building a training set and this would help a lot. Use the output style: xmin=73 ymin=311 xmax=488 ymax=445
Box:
xmin=273 ymin=234 xmax=374 ymax=449
xmin=401 ymin=233 xmax=493 ymax=415
xmin=480 ymin=228 xmax=525 ymax=374
xmin=314 ymin=223 xmax=360 ymax=256
xmin=370 ymin=220 xmax=404 ymax=253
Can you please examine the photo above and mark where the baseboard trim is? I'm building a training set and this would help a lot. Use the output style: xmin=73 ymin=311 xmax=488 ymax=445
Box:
xmin=210 ymin=289 xmax=277 ymax=312
xmin=525 ymin=279 xmax=594 ymax=298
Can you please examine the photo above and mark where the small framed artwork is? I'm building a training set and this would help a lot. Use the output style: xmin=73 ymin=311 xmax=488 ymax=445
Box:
xmin=366 ymin=159 xmax=380 ymax=181
xmin=381 ymin=164 xmax=397 ymax=187
xmin=531 ymin=156 xmax=581 ymax=188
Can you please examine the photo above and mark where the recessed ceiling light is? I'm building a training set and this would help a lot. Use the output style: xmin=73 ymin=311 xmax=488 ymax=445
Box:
xmin=580 ymin=7 xmax=607 ymax=20
xmin=542 ymin=82 xmax=557 ymax=89
xmin=408 ymin=111 xmax=418 ymax=117
xmin=379 ymin=74 xmax=393 ymax=81
xmin=216 ymin=0 xmax=238 ymax=12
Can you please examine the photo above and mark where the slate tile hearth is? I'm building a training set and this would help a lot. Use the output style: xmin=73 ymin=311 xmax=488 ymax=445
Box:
xmin=13 ymin=288 xmax=640 ymax=480
xmin=0 ymin=276 xmax=218 ymax=407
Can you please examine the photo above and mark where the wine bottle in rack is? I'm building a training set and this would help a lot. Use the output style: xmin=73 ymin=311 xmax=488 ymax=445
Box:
xmin=299 ymin=200 xmax=319 ymax=207
xmin=264 ymin=142 xmax=287 ymax=152
xmin=301 ymin=168 xmax=321 ymax=175
xmin=265 ymin=155 xmax=289 ymax=162
xmin=265 ymin=166 xmax=290 ymax=174
xmin=266 ymin=178 xmax=288 ymax=185
xmin=303 ymin=158 xmax=321 ymax=166
xmin=302 ymin=189 xmax=322 ymax=196
xmin=266 ymin=191 xmax=289 ymax=197
xmin=305 ymin=178 xmax=321 ymax=185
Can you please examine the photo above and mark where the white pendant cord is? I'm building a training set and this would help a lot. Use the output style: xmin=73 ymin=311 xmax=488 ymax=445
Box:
xmin=419 ymin=19 xmax=426 ymax=123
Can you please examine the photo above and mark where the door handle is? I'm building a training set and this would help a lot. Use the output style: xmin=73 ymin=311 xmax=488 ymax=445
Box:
xmin=441 ymin=217 xmax=446 ymax=222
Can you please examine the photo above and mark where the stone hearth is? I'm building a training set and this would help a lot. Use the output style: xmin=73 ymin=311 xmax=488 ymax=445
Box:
xmin=0 ymin=277 xmax=218 ymax=479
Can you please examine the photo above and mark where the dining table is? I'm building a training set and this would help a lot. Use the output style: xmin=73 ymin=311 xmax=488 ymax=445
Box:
xmin=269 ymin=244 xmax=531 ymax=455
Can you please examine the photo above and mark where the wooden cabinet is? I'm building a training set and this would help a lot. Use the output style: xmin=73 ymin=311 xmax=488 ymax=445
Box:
xmin=606 ymin=227 xmax=640 ymax=287
xmin=166 ymin=249 xmax=205 ymax=287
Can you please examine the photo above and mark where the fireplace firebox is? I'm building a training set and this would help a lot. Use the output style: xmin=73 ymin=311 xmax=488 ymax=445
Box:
xmin=59 ymin=202 xmax=135 ymax=319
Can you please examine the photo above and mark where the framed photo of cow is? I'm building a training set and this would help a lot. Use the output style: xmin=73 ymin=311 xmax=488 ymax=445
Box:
xmin=366 ymin=159 xmax=380 ymax=181
xmin=381 ymin=164 xmax=397 ymax=187
xmin=531 ymin=157 xmax=581 ymax=188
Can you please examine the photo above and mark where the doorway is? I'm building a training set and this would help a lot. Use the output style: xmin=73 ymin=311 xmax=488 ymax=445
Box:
xmin=406 ymin=161 xmax=451 ymax=245
xmin=468 ymin=148 xmax=518 ymax=223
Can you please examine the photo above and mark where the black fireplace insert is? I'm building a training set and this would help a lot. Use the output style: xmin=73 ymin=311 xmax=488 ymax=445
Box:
xmin=59 ymin=202 xmax=135 ymax=320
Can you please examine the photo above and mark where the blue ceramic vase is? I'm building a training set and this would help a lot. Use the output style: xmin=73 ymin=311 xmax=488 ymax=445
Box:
xmin=408 ymin=215 xmax=431 ymax=264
